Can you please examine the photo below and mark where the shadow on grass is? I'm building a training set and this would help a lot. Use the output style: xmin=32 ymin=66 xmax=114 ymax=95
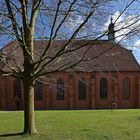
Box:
xmin=0 ymin=132 xmax=23 ymax=137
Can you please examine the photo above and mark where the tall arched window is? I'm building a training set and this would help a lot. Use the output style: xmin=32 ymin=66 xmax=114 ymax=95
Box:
xmin=57 ymin=79 xmax=64 ymax=100
xmin=35 ymin=80 xmax=43 ymax=100
xmin=78 ymin=78 xmax=86 ymax=100
xmin=122 ymin=77 xmax=130 ymax=99
xmin=13 ymin=79 xmax=21 ymax=98
xmin=100 ymin=77 xmax=108 ymax=99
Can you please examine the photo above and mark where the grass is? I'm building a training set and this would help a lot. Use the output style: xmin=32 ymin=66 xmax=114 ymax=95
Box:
xmin=0 ymin=109 xmax=140 ymax=140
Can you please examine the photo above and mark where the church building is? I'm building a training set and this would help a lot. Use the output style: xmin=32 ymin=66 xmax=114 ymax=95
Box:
xmin=0 ymin=20 xmax=140 ymax=110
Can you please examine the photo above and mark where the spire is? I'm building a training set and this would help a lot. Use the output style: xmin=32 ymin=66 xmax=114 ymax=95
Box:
xmin=108 ymin=16 xmax=115 ymax=43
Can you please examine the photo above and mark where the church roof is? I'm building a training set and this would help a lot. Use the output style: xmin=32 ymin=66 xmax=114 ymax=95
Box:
xmin=1 ymin=40 xmax=140 ymax=73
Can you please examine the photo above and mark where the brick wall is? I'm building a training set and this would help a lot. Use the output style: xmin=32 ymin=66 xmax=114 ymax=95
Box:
xmin=0 ymin=71 xmax=139 ymax=110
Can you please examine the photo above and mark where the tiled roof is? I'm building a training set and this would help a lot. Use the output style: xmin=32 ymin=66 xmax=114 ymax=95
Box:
xmin=1 ymin=40 xmax=140 ymax=72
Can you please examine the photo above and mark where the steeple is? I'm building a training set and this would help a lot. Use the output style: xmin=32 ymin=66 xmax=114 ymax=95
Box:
xmin=108 ymin=17 xmax=115 ymax=43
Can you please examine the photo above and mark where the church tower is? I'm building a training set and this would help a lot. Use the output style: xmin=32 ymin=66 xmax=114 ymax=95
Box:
xmin=108 ymin=17 xmax=115 ymax=43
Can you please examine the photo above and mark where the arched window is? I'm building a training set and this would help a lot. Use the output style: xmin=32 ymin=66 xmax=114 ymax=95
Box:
xmin=122 ymin=77 xmax=130 ymax=99
xmin=78 ymin=78 xmax=86 ymax=100
xmin=57 ymin=79 xmax=64 ymax=100
xmin=13 ymin=79 xmax=21 ymax=98
xmin=100 ymin=77 xmax=108 ymax=99
xmin=35 ymin=80 xmax=43 ymax=100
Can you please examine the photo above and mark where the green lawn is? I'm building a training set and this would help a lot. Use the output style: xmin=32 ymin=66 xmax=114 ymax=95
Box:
xmin=0 ymin=109 xmax=140 ymax=140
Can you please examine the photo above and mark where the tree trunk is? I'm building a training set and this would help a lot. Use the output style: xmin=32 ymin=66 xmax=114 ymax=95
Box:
xmin=23 ymin=81 xmax=37 ymax=134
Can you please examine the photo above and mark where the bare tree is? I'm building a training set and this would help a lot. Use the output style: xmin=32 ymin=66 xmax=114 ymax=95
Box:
xmin=0 ymin=0 xmax=139 ymax=135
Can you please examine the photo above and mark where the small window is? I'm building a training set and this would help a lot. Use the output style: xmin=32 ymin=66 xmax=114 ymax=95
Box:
xmin=78 ymin=78 xmax=86 ymax=100
xmin=13 ymin=79 xmax=21 ymax=98
xmin=35 ymin=80 xmax=43 ymax=100
xmin=122 ymin=77 xmax=130 ymax=99
xmin=100 ymin=77 xmax=108 ymax=99
xmin=56 ymin=79 xmax=64 ymax=100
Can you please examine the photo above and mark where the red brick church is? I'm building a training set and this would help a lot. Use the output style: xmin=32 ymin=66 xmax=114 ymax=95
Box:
xmin=0 ymin=21 xmax=140 ymax=110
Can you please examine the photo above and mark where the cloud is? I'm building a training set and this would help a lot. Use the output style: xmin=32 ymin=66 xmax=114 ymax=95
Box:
xmin=134 ymin=40 xmax=140 ymax=48
xmin=63 ymin=15 xmax=96 ymax=39
xmin=65 ymin=15 xmax=84 ymax=31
